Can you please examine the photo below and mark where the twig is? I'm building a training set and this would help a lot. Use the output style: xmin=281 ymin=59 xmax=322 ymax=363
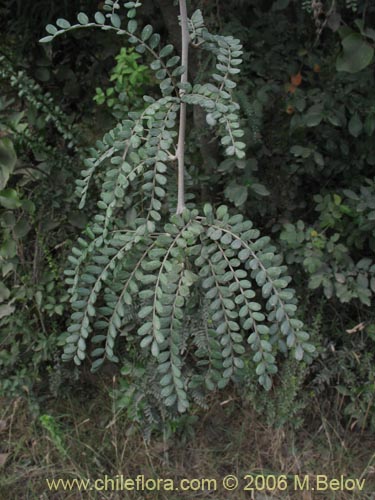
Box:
xmin=176 ymin=0 xmax=189 ymax=214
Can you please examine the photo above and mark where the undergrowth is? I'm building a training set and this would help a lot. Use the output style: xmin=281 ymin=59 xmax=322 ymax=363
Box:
xmin=1 ymin=387 xmax=375 ymax=499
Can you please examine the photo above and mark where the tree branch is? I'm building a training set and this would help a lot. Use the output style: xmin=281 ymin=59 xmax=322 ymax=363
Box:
xmin=176 ymin=0 xmax=189 ymax=214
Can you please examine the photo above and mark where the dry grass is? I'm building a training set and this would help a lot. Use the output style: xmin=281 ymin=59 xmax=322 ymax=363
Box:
xmin=1 ymin=383 xmax=375 ymax=500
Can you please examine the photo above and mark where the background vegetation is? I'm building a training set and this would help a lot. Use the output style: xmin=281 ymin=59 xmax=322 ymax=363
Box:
xmin=1 ymin=0 xmax=375 ymax=497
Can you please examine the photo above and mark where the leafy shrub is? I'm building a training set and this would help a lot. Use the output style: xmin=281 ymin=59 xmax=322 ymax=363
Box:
xmin=2 ymin=0 xmax=374 ymax=436
xmin=0 ymin=57 xmax=81 ymax=398
xmin=214 ymin=0 xmax=375 ymax=430
xmin=40 ymin=0 xmax=315 ymax=421
xmin=94 ymin=47 xmax=151 ymax=118
xmin=280 ymin=180 xmax=375 ymax=305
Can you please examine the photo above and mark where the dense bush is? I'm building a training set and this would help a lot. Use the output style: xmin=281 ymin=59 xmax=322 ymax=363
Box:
xmin=1 ymin=0 xmax=375 ymax=434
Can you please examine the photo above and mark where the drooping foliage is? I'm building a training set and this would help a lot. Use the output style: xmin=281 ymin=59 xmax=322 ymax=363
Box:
xmin=40 ymin=0 xmax=314 ymax=416
xmin=1 ymin=0 xmax=375 ymax=434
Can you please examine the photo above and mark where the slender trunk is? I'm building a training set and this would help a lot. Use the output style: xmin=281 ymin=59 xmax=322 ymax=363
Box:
xmin=176 ymin=0 xmax=189 ymax=214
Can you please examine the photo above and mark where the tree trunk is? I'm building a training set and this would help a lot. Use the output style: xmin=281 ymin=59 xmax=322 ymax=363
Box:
xmin=155 ymin=0 xmax=220 ymax=181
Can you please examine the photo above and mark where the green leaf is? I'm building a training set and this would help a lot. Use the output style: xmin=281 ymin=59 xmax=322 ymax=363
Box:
xmin=127 ymin=7 xmax=137 ymax=18
xmin=128 ymin=19 xmax=137 ymax=33
xmin=0 ymin=189 xmax=21 ymax=209
xmin=111 ymin=13 xmax=121 ymax=28
xmin=336 ymin=33 xmax=374 ymax=73
xmin=46 ymin=24 xmax=57 ymax=34
xmin=91 ymin=359 xmax=104 ymax=371
xmin=302 ymin=342 xmax=315 ymax=353
xmin=149 ymin=33 xmax=160 ymax=49
xmin=251 ymin=183 xmax=270 ymax=197
xmin=0 ymin=138 xmax=17 ymax=189
xmin=0 ymin=282 xmax=10 ymax=302
xmin=95 ymin=12 xmax=106 ymax=25
xmin=141 ymin=24 xmax=153 ymax=41
xmin=348 ymin=113 xmax=363 ymax=137
xmin=166 ymin=56 xmax=180 ymax=68
xmin=0 ymin=303 xmax=15 ymax=319
xmin=77 ymin=12 xmax=89 ymax=25
xmin=159 ymin=44 xmax=174 ymax=57
xmin=295 ymin=345 xmax=304 ymax=361
xmin=14 ymin=218 xmax=31 ymax=238
xmin=164 ymin=394 xmax=177 ymax=406
xmin=56 ymin=18 xmax=71 ymax=29
xmin=206 ymin=113 xmax=217 ymax=126
xmin=224 ymin=183 xmax=247 ymax=207
xmin=140 ymin=336 xmax=152 ymax=348
xmin=39 ymin=35 xmax=54 ymax=43
xmin=364 ymin=114 xmax=375 ymax=136
xmin=304 ymin=105 xmax=324 ymax=127
xmin=210 ymin=228 xmax=222 ymax=240
xmin=138 ymin=305 xmax=153 ymax=319
xmin=216 ymin=205 xmax=228 ymax=219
